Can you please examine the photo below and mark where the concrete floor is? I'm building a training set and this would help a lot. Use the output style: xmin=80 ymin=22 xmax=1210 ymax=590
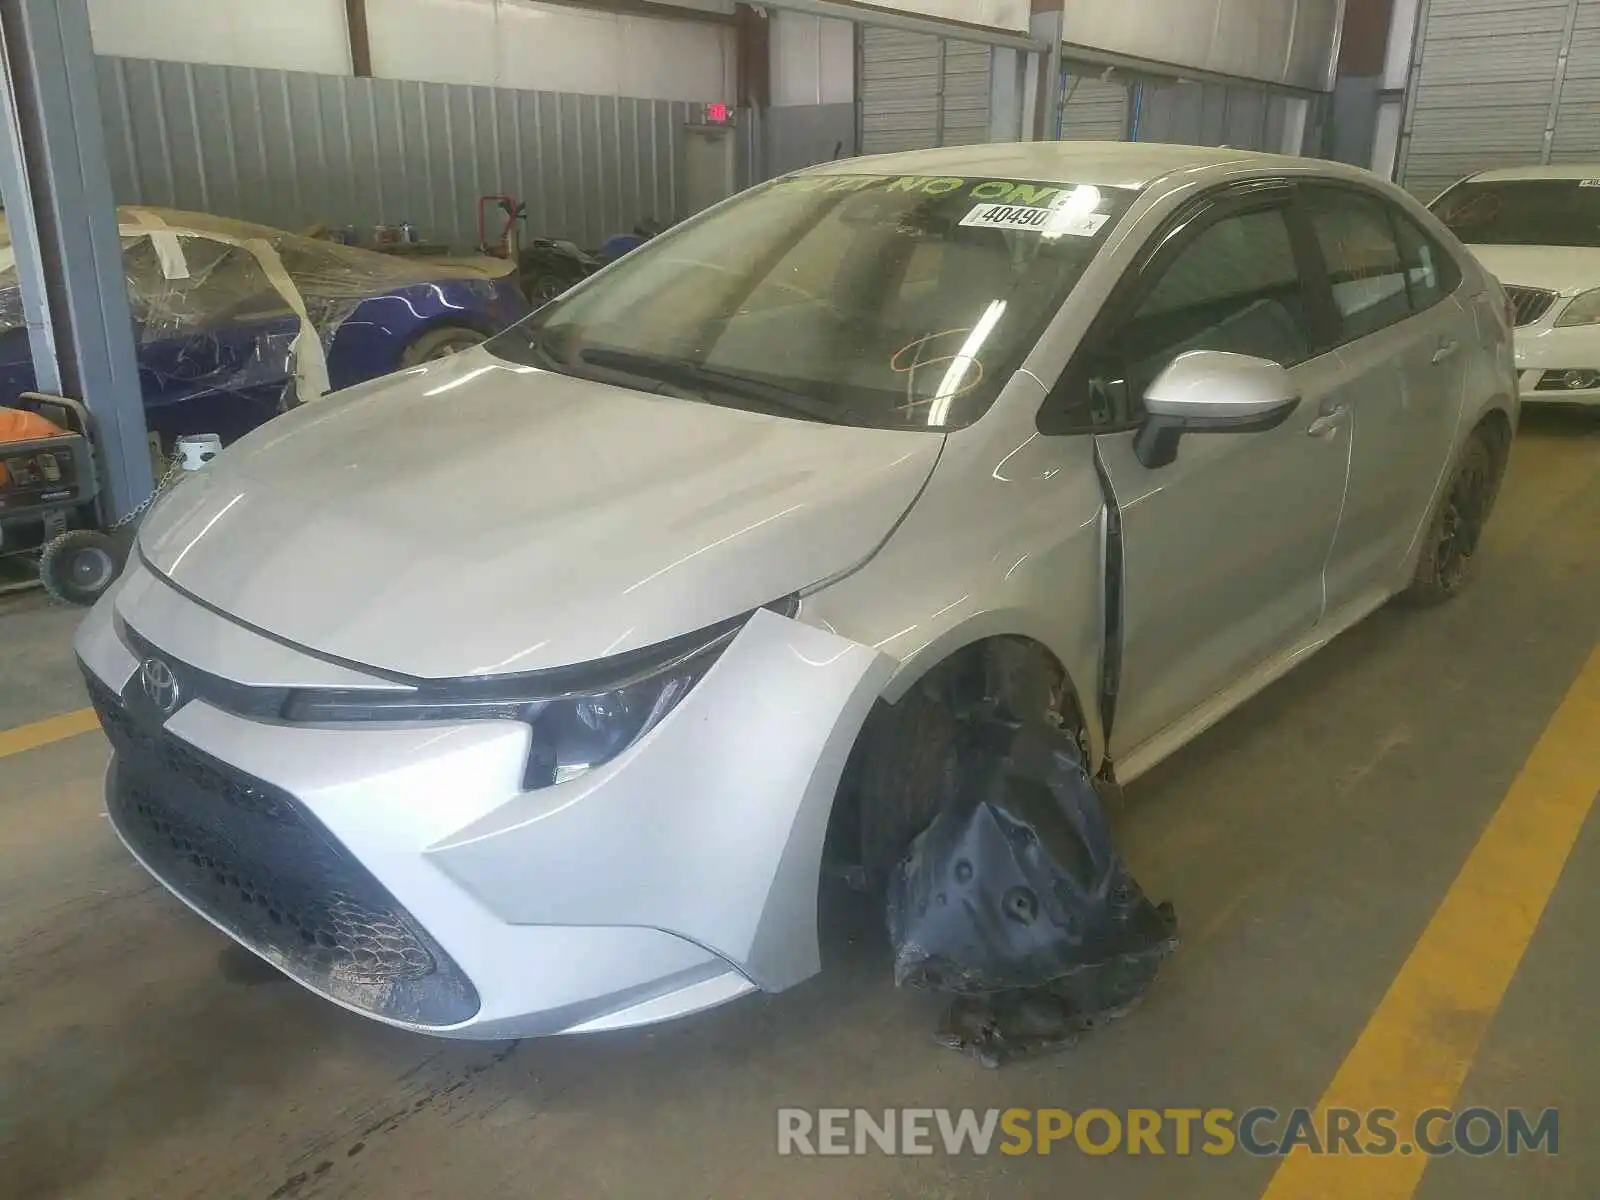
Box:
xmin=1 ymin=409 xmax=1596 ymax=1200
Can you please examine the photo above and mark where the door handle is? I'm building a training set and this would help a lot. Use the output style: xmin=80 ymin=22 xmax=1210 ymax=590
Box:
xmin=1431 ymin=339 xmax=1459 ymax=364
xmin=1307 ymin=404 xmax=1349 ymax=439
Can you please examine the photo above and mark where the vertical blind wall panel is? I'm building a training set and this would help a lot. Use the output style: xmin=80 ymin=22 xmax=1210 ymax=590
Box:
xmin=858 ymin=27 xmax=994 ymax=155
xmin=94 ymin=55 xmax=759 ymax=248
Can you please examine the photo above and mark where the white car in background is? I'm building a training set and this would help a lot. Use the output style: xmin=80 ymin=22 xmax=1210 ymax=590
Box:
xmin=1431 ymin=166 xmax=1600 ymax=404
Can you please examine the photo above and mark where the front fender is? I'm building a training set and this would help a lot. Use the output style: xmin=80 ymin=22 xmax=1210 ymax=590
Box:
xmin=430 ymin=609 xmax=895 ymax=992
xmin=800 ymin=426 xmax=1110 ymax=773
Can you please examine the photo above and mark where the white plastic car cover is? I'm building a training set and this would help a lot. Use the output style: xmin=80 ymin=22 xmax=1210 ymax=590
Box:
xmin=0 ymin=206 xmax=516 ymax=407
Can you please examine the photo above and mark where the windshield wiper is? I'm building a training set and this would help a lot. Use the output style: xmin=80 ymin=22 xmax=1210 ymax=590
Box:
xmin=489 ymin=330 xmax=688 ymax=397
xmin=579 ymin=347 xmax=867 ymax=426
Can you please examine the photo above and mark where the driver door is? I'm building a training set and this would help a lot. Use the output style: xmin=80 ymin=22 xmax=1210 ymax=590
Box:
xmin=1070 ymin=185 xmax=1353 ymax=760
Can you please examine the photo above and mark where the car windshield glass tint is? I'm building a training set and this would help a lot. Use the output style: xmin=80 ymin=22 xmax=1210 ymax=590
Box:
xmin=1431 ymin=180 xmax=1600 ymax=248
xmin=485 ymin=173 xmax=1139 ymax=430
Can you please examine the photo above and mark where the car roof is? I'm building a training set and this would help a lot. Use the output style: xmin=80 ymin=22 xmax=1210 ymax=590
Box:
xmin=1464 ymin=164 xmax=1600 ymax=182
xmin=795 ymin=140 xmax=1381 ymax=190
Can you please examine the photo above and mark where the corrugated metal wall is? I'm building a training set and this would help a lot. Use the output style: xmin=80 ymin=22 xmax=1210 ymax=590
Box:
xmin=1134 ymin=79 xmax=1292 ymax=151
xmin=1399 ymin=0 xmax=1600 ymax=200
xmin=1049 ymin=65 xmax=1296 ymax=152
xmin=1056 ymin=0 xmax=1344 ymax=91
xmin=1551 ymin=0 xmax=1600 ymax=160
xmin=94 ymin=55 xmax=757 ymax=248
xmin=939 ymin=41 xmax=994 ymax=146
xmin=765 ymin=103 xmax=859 ymax=176
xmin=1058 ymin=66 xmax=1129 ymax=140
xmin=857 ymin=27 xmax=993 ymax=154
xmin=859 ymin=28 xmax=941 ymax=154
xmin=1398 ymin=0 xmax=1564 ymax=199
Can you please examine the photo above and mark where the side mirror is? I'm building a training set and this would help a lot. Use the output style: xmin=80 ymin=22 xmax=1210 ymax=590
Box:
xmin=1133 ymin=350 xmax=1301 ymax=469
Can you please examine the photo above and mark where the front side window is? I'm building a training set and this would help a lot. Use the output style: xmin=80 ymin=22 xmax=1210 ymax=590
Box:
xmin=1048 ymin=204 xmax=1313 ymax=432
xmin=1301 ymin=187 xmax=1411 ymax=342
xmin=486 ymin=172 xmax=1139 ymax=431
xmin=1431 ymin=179 xmax=1600 ymax=248
xmin=1121 ymin=206 xmax=1312 ymax=393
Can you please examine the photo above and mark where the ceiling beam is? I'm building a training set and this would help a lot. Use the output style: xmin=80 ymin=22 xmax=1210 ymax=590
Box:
xmin=520 ymin=0 xmax=737 ymax=26
xmin=754 ymin=0 xmax=1047 ymax=51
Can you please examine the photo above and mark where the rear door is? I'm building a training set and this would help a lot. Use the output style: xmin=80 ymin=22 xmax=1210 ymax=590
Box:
xmin=1053 ymin=183 xmax=1353 ymax=758
xmin=1296 ymin=185 xmax=1474 ymax=615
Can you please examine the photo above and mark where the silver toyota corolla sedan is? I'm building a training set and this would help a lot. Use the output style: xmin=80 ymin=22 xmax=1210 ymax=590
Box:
xmin=77 ymin=143 xmax=1517 ymax=1039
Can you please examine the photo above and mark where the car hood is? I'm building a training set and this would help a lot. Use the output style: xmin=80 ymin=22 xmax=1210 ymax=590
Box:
xmin=1466 ymin=244 xmax=1600 ymax=295
xmin=137 ymin=353 xmax=943 ymax=678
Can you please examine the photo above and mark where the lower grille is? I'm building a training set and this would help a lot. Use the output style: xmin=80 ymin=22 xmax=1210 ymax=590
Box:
xmin=88 ymin=672 xmax=480 ymax=1026
xmin=1504 ymin=285 xmax=1557 ymax=327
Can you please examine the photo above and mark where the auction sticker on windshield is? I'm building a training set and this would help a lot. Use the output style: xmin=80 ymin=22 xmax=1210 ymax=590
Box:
xmin=960 ymin=203 xmax=1110 ymax=237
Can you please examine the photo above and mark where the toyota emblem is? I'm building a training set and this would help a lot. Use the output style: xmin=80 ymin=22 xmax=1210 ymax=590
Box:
xmin=139 ymin=657 xmax=183 ymax=716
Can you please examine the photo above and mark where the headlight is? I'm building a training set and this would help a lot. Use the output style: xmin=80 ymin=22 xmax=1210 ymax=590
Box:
xmin=282 ymin=597 xmax=796 ymax=789
xmin=1554 ymin=287 xmax=1600 ymax=328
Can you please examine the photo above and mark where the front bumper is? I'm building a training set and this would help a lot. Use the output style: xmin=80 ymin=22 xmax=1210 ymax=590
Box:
xmin=78 ymin=557 xmax=890 ymax=1038
xmin=1513 ymin=322 xmax=1600 ymax=404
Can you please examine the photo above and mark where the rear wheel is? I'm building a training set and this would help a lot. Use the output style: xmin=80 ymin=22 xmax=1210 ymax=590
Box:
xmin=1402 ymin=429 xmax=1500 ymax=606
xmin=401 ymin=326 xmax=487 ymax=367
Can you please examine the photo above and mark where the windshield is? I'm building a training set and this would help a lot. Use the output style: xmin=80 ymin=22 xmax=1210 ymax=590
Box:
xmin=1431 ymin=179 xmax=1600 ymax=248
xmin=486 ymin=172 xmax=1137 ymax=430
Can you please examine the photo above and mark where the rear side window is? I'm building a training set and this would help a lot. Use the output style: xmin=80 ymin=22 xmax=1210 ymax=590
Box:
xmin=1301 ymin=187 xmax=1411 ymax=342
xmin=1391 ymin=212 xmax=1460 ymax=310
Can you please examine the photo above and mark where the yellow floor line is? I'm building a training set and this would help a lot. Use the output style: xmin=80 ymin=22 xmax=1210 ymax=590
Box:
xmin=1260 ymin=642 xmax=1600 ymax=1200
xmin=0 ymin=708 xmax=100 ymax=760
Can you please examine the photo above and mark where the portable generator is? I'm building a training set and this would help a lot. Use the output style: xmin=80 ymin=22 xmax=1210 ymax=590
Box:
xmin=0 ymin=394 xmax=115 ymax=602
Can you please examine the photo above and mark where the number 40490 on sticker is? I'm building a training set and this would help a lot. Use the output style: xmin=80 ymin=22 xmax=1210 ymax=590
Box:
xmin=959 ymin=202 xmax=1109 ymax=236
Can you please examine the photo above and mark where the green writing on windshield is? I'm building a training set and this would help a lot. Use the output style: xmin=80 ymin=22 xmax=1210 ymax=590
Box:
xmin=771 ymin=173 xmax=1076 ymax=207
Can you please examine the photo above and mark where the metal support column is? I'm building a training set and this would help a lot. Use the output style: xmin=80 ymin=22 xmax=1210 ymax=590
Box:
xmin=0 ymin=0 xmax=151 ymax=518
xmin=1032 ymin=6 xmax=1065 ymax=141
xmin=988 ymin=47 xmax=1026 ymax=143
